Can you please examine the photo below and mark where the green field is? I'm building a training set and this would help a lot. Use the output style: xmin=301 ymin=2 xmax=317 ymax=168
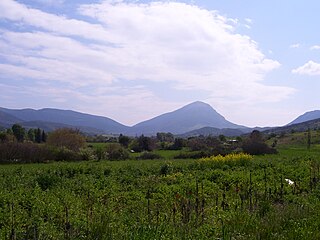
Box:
xmin=1 ymin=145 xmax=320 ymax=239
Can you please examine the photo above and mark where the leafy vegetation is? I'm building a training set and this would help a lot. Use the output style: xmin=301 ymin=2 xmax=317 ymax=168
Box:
xmin=1 ymin=125 xmax=320 ymax=238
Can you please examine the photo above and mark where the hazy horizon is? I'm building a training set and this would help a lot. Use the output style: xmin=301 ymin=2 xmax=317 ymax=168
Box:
xmin=1 ymin=0 xmax=319 ymax=127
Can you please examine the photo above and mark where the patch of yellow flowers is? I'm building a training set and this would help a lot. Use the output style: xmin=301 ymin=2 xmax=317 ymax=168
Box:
xmin=200 ymin=153 xmax=253 ymax=162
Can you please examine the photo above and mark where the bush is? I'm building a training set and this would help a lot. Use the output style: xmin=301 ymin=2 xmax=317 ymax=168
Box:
xmin=52 ymin=147 xmax=82 ymax=161
xmin=242 ymin=141 xmax=277 ymax=155
xmin=174 ymin=151 xmax=212 ymax=159
xmin=105 ymin=143 xmax=130 ymax=161
xmin=242 ymin=130 xmax=278 ymax=155
xmin=47 ymin=128 xmax=86 ymax=151
xmin=0 ymin=142 xmax=53 ymax=163
xmin=136 ymin=151 xmax=163 ymax=160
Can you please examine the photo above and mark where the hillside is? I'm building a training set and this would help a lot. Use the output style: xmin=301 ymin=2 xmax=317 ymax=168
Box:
xmin=130 ymin=101 xmax=247 ymax=135
xmin=264 ymin=118 xmax=320 ymax=135
xmin=288 ymin=110 xmax=320 ymax=125
xmin=0 ymin=108 xmax=129 ymax=134
xmin=1 ymin=102 xmax=250 ymax=135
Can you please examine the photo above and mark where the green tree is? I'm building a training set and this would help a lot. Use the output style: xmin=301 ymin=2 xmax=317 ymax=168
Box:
xmin=242 ymin=130 xmax=277 ymax=155
xmin=35 ymin=128 xmax=42 ymax=143
xmin=12 ymin=124 xmax=25 ymax=142
xmin=47 ymin=128 xmax=86 ymax=151
xmin=27 ymin=129 xmax=35 ymax=142
xmin=118 ymin=134 xmax=130 ymax=148
xmin=42 ymin=130 xmax=47 ymax=143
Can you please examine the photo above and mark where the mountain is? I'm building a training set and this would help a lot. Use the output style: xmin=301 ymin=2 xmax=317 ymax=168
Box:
xmin=130 ymin=101 xmax=247 ymax=135
xmin=0 ymin=107 xmax=129 ymax=134
xmin=0 ymin=111 xmax=23 ymax=128
xmin=288 ymin=110 xmax=320 ymax=125
xmin=0 ymin=102 xmax=249 ymax=136
xmin=264 ymin=118 xmax=320 ymax=135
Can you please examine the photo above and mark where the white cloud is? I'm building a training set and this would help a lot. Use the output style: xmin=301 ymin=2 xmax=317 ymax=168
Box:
xmin=290 ymin=43 xmax=300 ymax=49
xmin=0 ymin=0 xmax=295 ymax=125
xmin=310 ymin=45 xmax=320 ymax=50
xmin=292 ymin=61 xmax=320 ymax=76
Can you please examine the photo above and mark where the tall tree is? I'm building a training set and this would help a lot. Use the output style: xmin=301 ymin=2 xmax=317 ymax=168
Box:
xmin=35 ymin=128 xmax=42 ymax=143
xmin=11 ymin=124 xmax=25 ymax=142
xmin=118 ymin=134 xmax=130 ymax=148
xmin=27 ymin=129 xmax=35 ymax=142
xmin=47 ymin=128 xmax=86 ymax=151
xmin=41 ymin=130 xmax=47 ymax=143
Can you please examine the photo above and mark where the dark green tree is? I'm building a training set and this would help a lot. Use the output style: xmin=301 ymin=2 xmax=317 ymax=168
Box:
xmin=12 ymin=124 xmax=25 ymax=142
xmin=41 ymin=130 xmax=47 ymax=143
xmin=35 ymin=128 xmax=42 ymax=143
xmin=118 ymin=134 xmax=130 ymax=148
xmin=27 ymin=129 xmax=35 ymax=142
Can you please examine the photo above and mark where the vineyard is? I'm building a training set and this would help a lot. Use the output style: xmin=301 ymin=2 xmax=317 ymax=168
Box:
xmin=1 ymin=147 xmax=320 ymax=239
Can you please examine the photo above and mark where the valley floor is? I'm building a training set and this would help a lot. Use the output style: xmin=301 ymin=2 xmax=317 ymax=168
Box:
xmin=1 ymin=147 xmax=320 ymax=239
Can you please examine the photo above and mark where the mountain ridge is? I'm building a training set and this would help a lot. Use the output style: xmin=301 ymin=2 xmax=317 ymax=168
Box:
xmin=1 ymin=102 xmax=319 ymax=136
xmin=129 ymin=101 xmax=246 ymax=135
xmin=288 ymin=110 xmax=320 ymax=125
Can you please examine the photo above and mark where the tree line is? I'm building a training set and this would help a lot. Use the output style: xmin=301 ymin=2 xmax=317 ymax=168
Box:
xmin=0 ymin=124 xmax=277 ymax=163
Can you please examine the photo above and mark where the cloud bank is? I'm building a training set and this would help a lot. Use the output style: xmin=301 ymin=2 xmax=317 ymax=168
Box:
xmin=0 ymin=0 xmax=295 ymax=125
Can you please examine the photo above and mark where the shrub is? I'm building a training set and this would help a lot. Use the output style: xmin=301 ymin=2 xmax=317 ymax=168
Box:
xmin=0 ymin=142 xmax=53 ymax=163
xmin=242 ymin=130 xmax=278 ymax=155
xmin=174 ymin=151 xmax=211 ymax=159
xmin=198 ymin=153 xmax=253 ymax=168
xmin=136 ymin=151 xmax=163 ymax=160
xmin=52 ymin=147 xmax=82 ymax=161
xmin=47 ymin=128 xmax=86 ymax=151
xmin=105 ymin=143 xmax=130 ymax=161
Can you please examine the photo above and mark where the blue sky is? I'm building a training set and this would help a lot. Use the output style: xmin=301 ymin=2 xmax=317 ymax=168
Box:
xmin=0 ymin=0 xmax=319 ymax=127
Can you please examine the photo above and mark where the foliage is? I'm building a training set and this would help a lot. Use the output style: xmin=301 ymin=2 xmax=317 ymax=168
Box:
xmin=130 ymin=135 xmax=156 ymax=152
xmin=136 ymin=151 xmax=163 ymax=160
xmin=0 ymin=148 xmax=320 ymax=239
xmin=105 ymin=143 xmax=130 ymax=160
xmin=47 ymin=128 xmax=86 ymax=151
xmin=0 ymin=142 xmax=52 ymax=163
xmin=242 ymin=130 xmax=277 ymax=155
xmin=201 ymin=152 xmax=253 ymax=162
xmin=118 ymin=134 xmax=130 ymax=148
xmin=11 ymin=123 xmax=25 ymax=142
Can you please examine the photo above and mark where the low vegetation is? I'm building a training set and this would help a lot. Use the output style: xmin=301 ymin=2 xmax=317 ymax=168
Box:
xmin=0 ymin=124 xmax=319 ymax=238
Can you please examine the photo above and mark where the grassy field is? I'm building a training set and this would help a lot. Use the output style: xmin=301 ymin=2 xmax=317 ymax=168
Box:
xmin=1 ymin=146 xmax=320 ymax=239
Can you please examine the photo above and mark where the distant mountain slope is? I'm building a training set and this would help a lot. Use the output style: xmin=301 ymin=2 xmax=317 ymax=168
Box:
xmin=130 ymin=101 xmax=247 ymax=135
xmin=288 ymin=110 xmax=320 ymax=125
xmin=264 ymin=118 xmax=320 ymax=135
xmin=0 ymin=102 xmax=249 ymax=135
xmin=179 ymin=127 xmax=245 ymax=138
xmin=0 ymin=107 xmax=129 ymax=134
xmin=0 ymin=111 xmax=23 ymax=128
xmin=20 ymin=121 xmax=103 ymax=135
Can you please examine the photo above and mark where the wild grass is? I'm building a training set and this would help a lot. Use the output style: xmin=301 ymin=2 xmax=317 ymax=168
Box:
xmin=1 ymin=148 xmax=320 ymax=239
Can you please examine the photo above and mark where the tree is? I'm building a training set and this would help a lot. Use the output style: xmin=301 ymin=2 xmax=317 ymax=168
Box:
xmin=105 ymin=143 xmax=130 ymax=160
xmin=47 ymin=128 xmax=86 ymax=151
xmin=219 ymin=134 xmax=227 ymax=142
xmin=42 ymin=130 xmax=47 ymax=143
xmin=27 ymin=129 xmax=35 ymax=142
xmin=35 ymin=128 xmax=42 ymax=143
xmin=130 ymin=135 xmax=156 ymax=152
xmin=12 ymin=124 xmax=25 ymax=142
xmin=118 ymin=134 xmax=130 ymax=148
xmin=242 ymin=130 xmax=277 ymax=155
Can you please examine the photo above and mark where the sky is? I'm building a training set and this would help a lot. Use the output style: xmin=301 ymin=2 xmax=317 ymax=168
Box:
xmin=0 ymin=0 xmax=320 ymax=127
